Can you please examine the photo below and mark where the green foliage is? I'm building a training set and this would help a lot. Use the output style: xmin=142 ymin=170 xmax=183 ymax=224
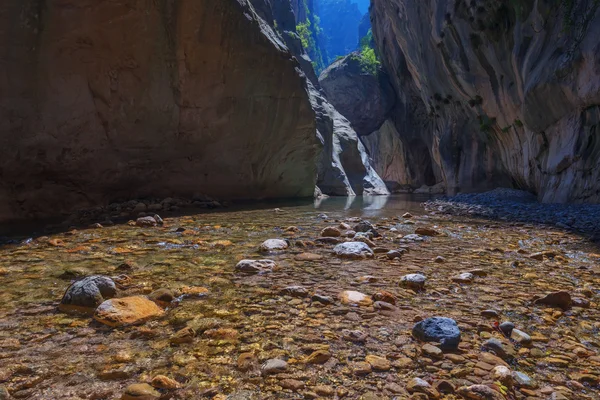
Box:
xmin=501 ymin=125 xmax=512 ymax=133
xmin=356 ymin=29 xmax=380 ymax=75
xmin=514 ymin=119 xmax=524 ymax=128
xmin=296 ymin=0 xmax=326 ymax=73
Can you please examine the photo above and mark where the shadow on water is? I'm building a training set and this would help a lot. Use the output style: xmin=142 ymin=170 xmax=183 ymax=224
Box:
xmin=0 ymin=194 xmax=439 ymax=244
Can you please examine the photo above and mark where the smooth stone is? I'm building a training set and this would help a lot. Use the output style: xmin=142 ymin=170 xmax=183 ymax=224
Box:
xmin=406 ymin=378 xmax=440 ymax=399
xmin=422 ymin=343 xmax=443 ymax=359
xmin=534 ymin=291 xmax=572 ymax=309
xmin=321 ymin=227 xmax=341 ymax=237
xmin=434 ymin=380 xmax=455 ymax=394
xmin=365 ymin=354 xmax=391 ymax=371
xmin=59 ymin=275 xmax=117 ymax=313
xmin=311 ymin=294 xmax=333 ymax=304
xmin=456 ymin=385 xmax=504 ymax=400
xmin=402 ymin=212 xmax=413 ymax=218
xmin=510 ymin=329 xmax=532 ymax=345
xmin=151 ymin=375 xmax=179 ymax=389
xmin=353 ymin=220 xmax=376 ymax=233
xmin=121 ymin=383 xmax=160 ymax=400
xmin=235 ymin=259 xmax=276 ymax=274
xmin=386 ymin=249 xmax=404 ymax=259
xmin=237 ymin=353 xmax=257 ymax=372
xmin=481 ymin=310 xmax=499 ymax=318
xmin=482 ymin=338 xmax=516 ymax=360
xmin=339 ymin=290 xmax=373 ymax=306
xmin=400 ymin=234 xmax=423 ymax=241
xmin=94 ymin=296 xmax=165 ymax=327
xmin=513 ymin=371 xmax=536 ymax=388
xmin=492 ymin=366 xmax=513 ymax=387
xmin=280 ymin=379 xmax=305 ymax=391
xmin=434 ymin=255 xmax=446 ymax=263
xmin=415 ymin=227 xmax=439 ymax=236
xmin=452 ymin=272 xmax=474 ymax=283
xmin=136 ymin=216 xmax=158 ymax=227
xmin=333 ymin=242 xmax=374 ymax=259
xmin=294 ymin=253 xmax=323 ymax=261
xmin=352 ymin=361 xmax=372 ymax=375
xmin=261 ymin=359 xmax=287 ymax=375
xmin=499 ymin=321 xmax=514 ymax=336
xmin=147 ymin=288 xmax=175 ymax=305
xmin=412 ymin=317 xmax=461 ymax=350
xmin=259 ymin=239 xmax=289 ymax=252
xmin=400 ymin=273 xmax=427 ymax=290
xmin=305 ymin=350 xmax=331 ymax=364
xmin=0 ymin=386 xmax=9 ymax=400
xmin=280 ymin=286 xmax=309 ymax=298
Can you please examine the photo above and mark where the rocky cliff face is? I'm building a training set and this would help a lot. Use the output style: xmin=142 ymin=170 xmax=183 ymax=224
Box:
xmin=257 ymin=0 xmax=389 ymax=195
xmin=0 ymin=0 xmax=320 ymax=222
xmin=372 ymin=0 xmax=600 ymax=202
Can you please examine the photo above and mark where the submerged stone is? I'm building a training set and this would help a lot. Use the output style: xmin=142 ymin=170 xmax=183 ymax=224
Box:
xmin=59 ymin=275 xmax=117 ymax=314
xmin=412 ymin=317 xmax=461 ymax=350
xmin=333 ymin=242 xmax=373 ymax=258
xmin=94 ymin=296 xmax=165 ymax=327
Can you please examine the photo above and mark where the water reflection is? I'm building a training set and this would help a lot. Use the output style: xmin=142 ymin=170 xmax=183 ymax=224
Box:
xmin=313 ymin=194 xmax=437 ymax=217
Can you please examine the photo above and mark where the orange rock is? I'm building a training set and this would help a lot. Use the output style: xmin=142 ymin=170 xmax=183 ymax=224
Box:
xmin=180 ymin=286 xmax=209 ymax=297
xmin=94 ymin=296 xmax=164 ymax=327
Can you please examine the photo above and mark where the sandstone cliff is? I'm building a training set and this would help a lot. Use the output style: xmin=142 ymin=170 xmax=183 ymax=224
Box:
xmin=372 ymin=0 xmax=600 ymax=202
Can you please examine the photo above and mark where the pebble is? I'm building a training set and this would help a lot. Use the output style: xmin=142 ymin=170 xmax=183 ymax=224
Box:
xmin=260 ymin=359 xmax=287 ymax=375
xmin=434 ymin=380 xmax=455 ymax=394
xmin=294 ymin=253 xmax=323 ymax=261
xmin=305 ymin=350 xmax=331 ymax=364
xmin=339 ymin=290 xmax=372 ymax=306
xmin=415 ymin=227 xmax=440 ymax=236
xmin=280 ymin=286 xmax=309 ymax=298
xmin=151 ymin=375 xmax=179 ymax=389
xmin=365 ymin=354 xmax=391 ymax=371
xmin=121 ymin=383 xmax=160 ymax=400
xmin=498 ymin=321 xmax=514 ymax=336
xmin=412 ymin=317 xmax=461 ymax=350
xmin=352 ymin=361 xmax=372 ymax=375
xmin=280 ymin=379 xmax=304 ymax=391
xmin=320 ymin=227 xmax=341 ymax=237
xmin=421 ymin=343 xmax=443 ymax=359
xmin=481 ymin=310 xmax=499 ymax=318
xmin=311 ymin=294 xmax=333 ymax=304
xmin=235 ymin=259 xmax=276 ymax=274
xmin=482 ymin=338 xmax=515 ymax=360
xmin=452 ymin=272 xmax=474 ymax=283
xmin=333 ymin=242 xmax=374 ymax=259
xmin=386 ymin=249 xmax=404 ymax=259
xmin=492 ymin=366 xmax=513 ymax=387
xmin=0 ymin=387 xmax=9 ymax=400
xmin=237 ymin=353 xmax=256 ymax=372
xmin=513 ymin=371 xmax=536 ymax=388
xmin=456 ymin=385 xmax=504 ymax=400
xmin=510 ymin=328 xmax=532 ymax=345
xmin=136 ymin=216 xmax=158 ymax=227
xmin=406 ymin=378 xmax=440 ymax=399
xmin=534 ymin=291 xmax=572 ymax=309
xmin=400 ymin=273 xmax=427 ymax=290
xmin=434 ymin=255 xmax=446 ymax=263
xmin=259 ymin=239 xmax=289 ymax=252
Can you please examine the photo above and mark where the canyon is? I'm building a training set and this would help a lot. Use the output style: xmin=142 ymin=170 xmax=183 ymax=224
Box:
xmin=0 ymin=0 xmax=599 ymax=225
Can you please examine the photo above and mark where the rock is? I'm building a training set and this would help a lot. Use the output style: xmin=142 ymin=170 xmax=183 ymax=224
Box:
xmin=456 ymin=385 xmax=505 ymax=400
xmin=373 ymin=290 xmax=396 ymax=304
xmin=386 ymin=249 xmax=404 ymax=259
xmin=320 ymin=227 xmax=341 ymax=237
xmin=434 ymin=256 xmax=445 ymax=263
xmin=0 ymin=386 xmax=10 ymax=400
xmin=482 ymin=338 xmax=516 ymax=360
xmin=406 ymin=378 xmax=440 ymax=399
xmin=352 ymin=361 xmax=372 ymax=376
xmin=421 ymin=344 xmax=443 ymax=359
xmin=333 ymin=242 xmax=374 ymax=259
xmin=492 ymin=366 xmax=513 ymax=387
xmin=452 ymin=272 xmax=474 ymax=284
xmin=434 ymin=380 xmax=455 ymax=394
xmin=498 ymin=322 xmax=514 ymax=336
xmin=280 ymin=379 xmax=305 ymax=391
xmin=353 ymin=220 xmax=376 ymax=233
xmin=305 ymin=350 xmax=331 ymax=364
xmin=121 ymin=383 xmax=160 ymax=400
xmin=400 ymin=273 xmax=426 ymax=290
xmin=412 ymin=317 xmax=461 ymax=349
xmin=342 ymin=329 xmax=368 ymax=343
xmin=280 ymin=286 xmax=309 ymax=298
xmin=170 ymin=327 xmax=195 ymax=344
xmin=481 ymin=310 xmax=500 ymax=318
xmin=294 ymin=253 xmax=323 ymax=261
xmin=402 ymin=212 xmax=413 ymax=218
xmin=311 ymin=294 xmax=334 ymax=304
xmin=261 ymin=359 xmax=287 ymax=375
xmin=136 ymin=216 xmax=158 ymax=228
xmin=94 ymin=296 xmax=165 ymax=327
xmin=513 ymin=371 xmax=536 ymax=389
xmin=400 ymin=234 xmax=424 ymax=242
xmin=534 ymin=291 xmax=572 ymax=309
xmin=59 ymin=276 xmax=117 ymax=313
xmin=235 ymin=259 xmax=276 ymax=274
xmin=510 ymin=329 xmax=532 ymax=345
xmin=237 ymin=353 xmax=257 ymax=372
xmin=259 ymin=239 xmax=289 ymax=252
xmin=151 ymin=375 xmax=179 ymax=390
xmin=339 ymin=290 xmax=373 ymax=306
xmin=365 ymin=354 xmax=391 ymax=371
xmin=415 ymin=227 xmax=440 ymax=236
xmin=147 ymin=288 xmax=175 ymax=305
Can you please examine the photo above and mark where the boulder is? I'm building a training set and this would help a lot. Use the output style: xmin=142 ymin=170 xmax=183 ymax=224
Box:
xmin=333 ymin=242 xmax=374 ymax=259
xmin=94 ymin=296 xmax=165 ymax=327
xmin=412 ymin=317 xmax=461 ymax=350
xmin=59 ymin=276 xmax=117 ymax=314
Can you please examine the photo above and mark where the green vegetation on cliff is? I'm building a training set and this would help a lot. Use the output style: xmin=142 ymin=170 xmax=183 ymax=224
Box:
xmin=296 ymin=0 xmax=326 ymax=72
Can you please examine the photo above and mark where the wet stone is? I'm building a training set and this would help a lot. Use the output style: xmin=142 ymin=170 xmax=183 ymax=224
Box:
xmin=481 ymin=310 xmax=499 ymax=318
xmin=151 ymin=375 xmax=179 ymax=389
xmin=339 ymin=290 xmax=372 ymax=306
xmin=333 ymin=242 xmax=373 ymax=259
xmin=482 ymin=338 xmax=516 ymax=360
xmin=452 ymin=272 xmax=474 ymax=284
xmin=261 ymin=359 xmax=287 ymax=375
xmin=93 ymin=296 xmax=165 ymax=327
xmin=406 ymin=378 xmax=440 ymax=399
xmin=412 ymin=317 xmax=461 ymax=350
xmin=280 ymin=286 xmax=309 ymax=298
xmin=235 ymin=259 xmax=276 ymax=274
xmin=513 ymin=371 xmax=536 ymax=389
xmin=135 ymin=216 xmax=158 ymax=227
xmin=510 ymin=329 xmax=532 ymax=345
xmin=259 ymin=239 xmax=289 ymax=252
xmin=415 ymin=227 xmax=440 ymax=236
xmin=386 ymin=249 xmax=404 ymax=259
xmin=365 ymin=354 xmax=391 ymax=371
xmin=400 ymin=273 xmax=426 ymax=290
xmin=311 ymin=294 xmax=333 ymax=304
xmin=457 ymin=385 xmax=504 ymax=400
xmin=320 ymin=227 xmax=341 ymax=237
xmin=59 ymin=275 xmax=117 ymax=314
xmin=499 ymin=321 xmax=514 ymax=336
xmin=534 ymin=291 xmax=572 ymax=309
xmin=121 ymin=383 xmax=160 ymax=400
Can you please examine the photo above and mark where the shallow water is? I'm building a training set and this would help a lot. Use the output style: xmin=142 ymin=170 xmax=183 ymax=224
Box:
xmin=0 ymin=195 xmax=598 ymax=399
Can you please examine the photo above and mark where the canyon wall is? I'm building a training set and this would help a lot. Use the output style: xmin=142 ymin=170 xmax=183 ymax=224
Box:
xmin=371 ymin=0 xmax=600 ymax=202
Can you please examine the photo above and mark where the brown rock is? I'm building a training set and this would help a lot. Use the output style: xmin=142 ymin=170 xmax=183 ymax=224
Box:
xmin=294 ymin=253 xmax=323 ymax=261
xmin=321 ymin=227 xmax=341 ymax=237
xmin=352 ymin=361 xmax=372 ymax=376
xmin=534 ymin=291 xmax=572 ymax=309
xmin=339 ymin=290 xmax=373 ymax=306
xmin=373 ymin=290 xmax=397 ymax=304
xmin=94 ymin=296 xmax=165 ymax=327
xmin=170 ymin=327 xmax=196 ymax=344
xmin=365 ymin=354 xmax=391 ymax=371
xmin=237 ymin=353 xmax=257 ymax=372
xmin=305 ymin=350 xmax=331 ymax=364
xmin=406 ymin=378 xmax=440 ymax=399
xmin=281 ymin=379 xmax=305 ymax=391
xmin=151 ymin=375 xmax=179 ymax=390
xmin=415 ymin=227 xmax=440 ymax=236
xmin=456 ymin=384 xmax=505 ymax=400
xmin=121 ymin=383 xmax=160 ymax=400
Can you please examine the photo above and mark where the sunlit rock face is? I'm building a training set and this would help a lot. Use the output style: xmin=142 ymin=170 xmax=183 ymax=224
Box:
xmin=371 ymin=0 xmax=600 ymax=202
xmin=0 ymin=0 xmax=321 ymax=222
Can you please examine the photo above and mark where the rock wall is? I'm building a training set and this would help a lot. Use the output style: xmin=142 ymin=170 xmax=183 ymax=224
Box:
xmin=258 ymin=0 xmax=389 ymax=195
xmin=0 ymin=0 xmax=321 ymax=223
xmin=371 ymin=0 xmax=600 ymax=202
